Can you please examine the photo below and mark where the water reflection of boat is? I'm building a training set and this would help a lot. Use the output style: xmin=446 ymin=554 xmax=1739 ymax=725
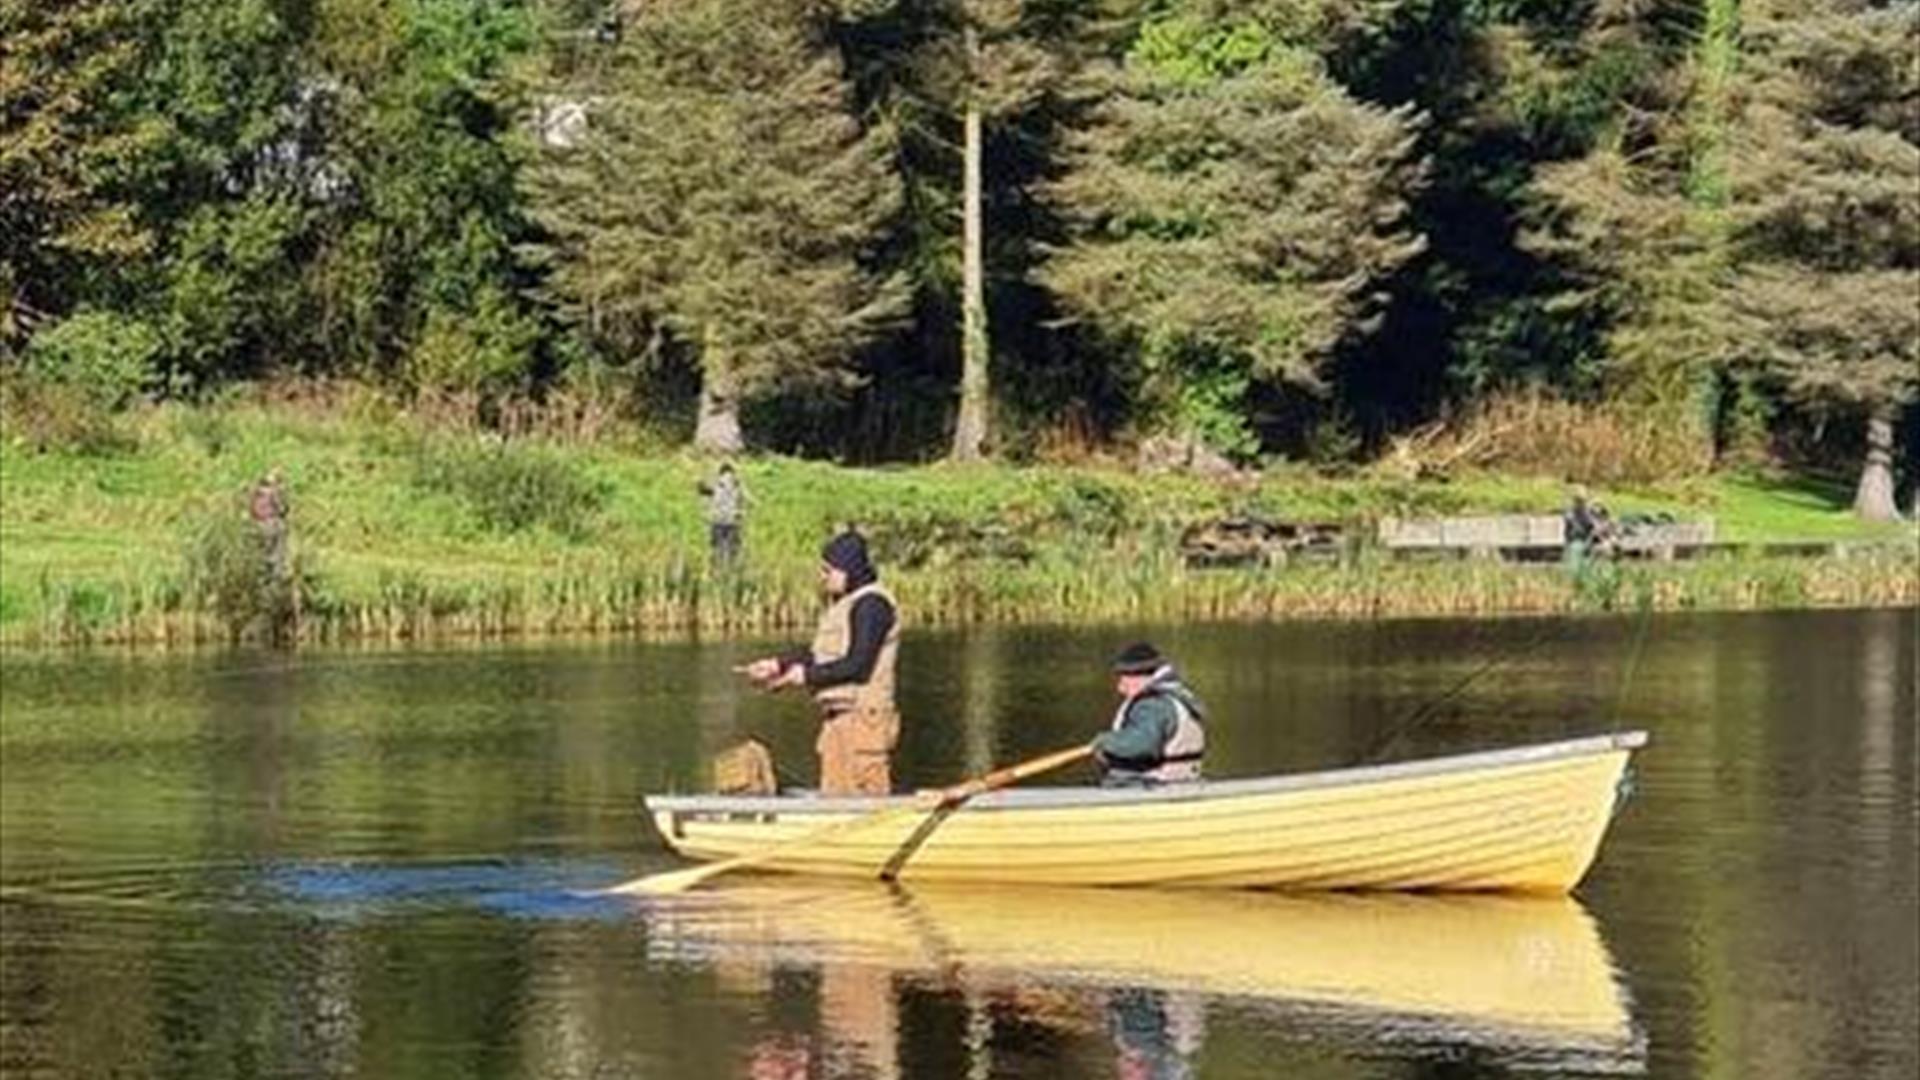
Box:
xmin=647 ymin=880 xmax=1644 ymax=1072
xmin=646 ymin=732 xmax=1647 ymax=891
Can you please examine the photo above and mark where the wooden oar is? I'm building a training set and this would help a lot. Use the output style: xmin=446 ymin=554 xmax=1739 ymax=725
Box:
xmin=605 ymin=742 xmax=1095 ymax=897
xmin=879 ymin=742 xmax=1095 ymax=880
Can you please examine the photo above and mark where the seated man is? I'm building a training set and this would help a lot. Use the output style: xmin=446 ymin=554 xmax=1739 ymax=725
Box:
xmin=1563 ymin=486 xmax=1617 ymax=562
xmin=1094 ymin=642 xmax=1207 ymax=787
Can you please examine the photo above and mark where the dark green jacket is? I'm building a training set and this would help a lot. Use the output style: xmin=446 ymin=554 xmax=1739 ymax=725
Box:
xmin=1097 ymin=694 xmax=1185 ymax=764
xmin=1096 ymin=671 xmax=1207 ymax=782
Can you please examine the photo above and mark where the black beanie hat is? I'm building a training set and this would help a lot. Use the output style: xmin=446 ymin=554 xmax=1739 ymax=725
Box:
xmin=1111 ymin=641 xmax=1165 ymax=675
xmin=820 ymin=530 xmax=876 ymax=585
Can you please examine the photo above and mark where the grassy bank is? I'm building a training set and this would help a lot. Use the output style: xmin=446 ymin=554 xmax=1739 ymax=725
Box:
xmin=1 ymin=400 xmax=1912 ymax=647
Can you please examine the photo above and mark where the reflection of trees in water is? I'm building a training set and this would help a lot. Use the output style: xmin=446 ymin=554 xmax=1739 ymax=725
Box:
xmin=1856 ymin=608 xmax=1899 ymax=855
xmin=1663 ymin=611 xmax=1920 ymax=1079
xmin=960 ymin=629 xmax=999 ymax=776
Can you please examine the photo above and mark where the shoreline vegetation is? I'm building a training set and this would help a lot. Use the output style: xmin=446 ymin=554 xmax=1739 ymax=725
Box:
xmin=2 ymin=399 xmax=1912 ymax=649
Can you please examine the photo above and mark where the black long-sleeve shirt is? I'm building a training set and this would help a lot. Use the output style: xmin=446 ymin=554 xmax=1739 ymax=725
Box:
xmin=784 ymin=593 xmax=896 ymax=689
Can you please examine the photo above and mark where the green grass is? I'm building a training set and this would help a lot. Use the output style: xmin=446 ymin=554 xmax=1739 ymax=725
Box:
xmin=0 ymin=400 xmax=1911 ymax=646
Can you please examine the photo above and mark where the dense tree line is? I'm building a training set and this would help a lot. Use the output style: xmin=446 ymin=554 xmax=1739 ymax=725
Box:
xmin=2 ymin=1 xmax=1914 ymax=515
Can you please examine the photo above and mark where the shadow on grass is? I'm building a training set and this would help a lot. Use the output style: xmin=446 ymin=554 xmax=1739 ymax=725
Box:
xmin=1732 ymin=471 xmax=1854 ymax=510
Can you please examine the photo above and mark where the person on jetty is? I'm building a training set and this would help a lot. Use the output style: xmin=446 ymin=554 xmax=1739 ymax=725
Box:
xmin=1094 ymin=642 xmax=1207 ymax=787
xmin=742 ymin=530 xmax=901 ymax=796
xmin=1563 ymin=486 xmax=1617 ymax=565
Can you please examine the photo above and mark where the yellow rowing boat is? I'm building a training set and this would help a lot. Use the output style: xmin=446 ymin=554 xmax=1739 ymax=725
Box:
xmin=648 ymin=880 xmax=1642 ymax=1069
xmin=644 ymin=731 xmax=1647 ymax=893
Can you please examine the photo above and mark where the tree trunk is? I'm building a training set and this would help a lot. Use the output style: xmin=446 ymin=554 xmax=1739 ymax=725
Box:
xmin=950 ymin=28 xmax=990 ymax=463
xmin=1853 ymin=408 xmax=1898 ymax=521
xmin=694 ymin=327 xmax=745 ymax=455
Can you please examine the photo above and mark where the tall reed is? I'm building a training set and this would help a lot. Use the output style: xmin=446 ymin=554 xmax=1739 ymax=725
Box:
xmin=5 ymin=549 xmax=1910 ymax=647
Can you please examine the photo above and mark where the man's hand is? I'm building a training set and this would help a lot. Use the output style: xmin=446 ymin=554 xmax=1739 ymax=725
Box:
xmin=739 ymin=657 xmax=806 ymax=690
xmin=739 ymin=658 xmax=784 ymax=685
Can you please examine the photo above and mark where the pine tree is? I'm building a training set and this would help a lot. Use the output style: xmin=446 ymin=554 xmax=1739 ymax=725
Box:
xmin=1531 ymin=0 xmax=1918 ymax=512
xmin=1523 ymin=2 xmax=1740 ymax=473
xmin=948 ymin=0 xmax=1059 ymax=460
xmin=1042 ymin=2 xmax=1423 ymax=456
xmin=527 ymin=0 xmax=904 ymax=453
xmin=1722 ymin=0 xmax=1919 ymax=519
xmin=842 ymin=0 xmax=1069 ymax=460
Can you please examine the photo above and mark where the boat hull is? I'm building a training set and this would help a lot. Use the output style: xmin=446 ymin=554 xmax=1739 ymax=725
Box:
xmin=644 ymin=731 xmax=1647 ymax=893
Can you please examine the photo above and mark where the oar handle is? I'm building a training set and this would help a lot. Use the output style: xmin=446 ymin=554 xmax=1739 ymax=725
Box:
xmin=933 ymin=743 xmax=1096 ymax=806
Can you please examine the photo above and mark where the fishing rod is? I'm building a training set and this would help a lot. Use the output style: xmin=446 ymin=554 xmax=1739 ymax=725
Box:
xmin=1610 ymin=588 xmax=1656 ymax=734
xmin=1361 ymin=596 xmax=1658 ymax=764
xmin=1357 ymin=618 xmax=1565 ymax=764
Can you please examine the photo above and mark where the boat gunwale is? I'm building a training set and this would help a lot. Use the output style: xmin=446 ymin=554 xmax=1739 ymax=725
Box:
xmin=646 ymin=730 xmax=1648 ymax=816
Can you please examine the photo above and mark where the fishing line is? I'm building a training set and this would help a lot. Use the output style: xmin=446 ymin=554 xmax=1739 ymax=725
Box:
xmin=1359 ymin=617 xmax=1565 ymax=764
xmin=1610 ymin=584 xmax=1656 ymax=734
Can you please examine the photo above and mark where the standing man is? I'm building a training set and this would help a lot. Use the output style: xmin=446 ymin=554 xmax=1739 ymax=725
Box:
xmin=1094 ymin=642 xmax=1206 ymax=787
xmin=743 ymin=530 xmax=901 ymax=796
xmin=697 ymin=462 xmax=748 ymax=567
xmin=249 ymin=466 xmax=290 ymax=583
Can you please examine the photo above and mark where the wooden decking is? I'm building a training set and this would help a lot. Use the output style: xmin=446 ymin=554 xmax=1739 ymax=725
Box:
xmin=1179 ymin=512 xmax=1910 ymax=567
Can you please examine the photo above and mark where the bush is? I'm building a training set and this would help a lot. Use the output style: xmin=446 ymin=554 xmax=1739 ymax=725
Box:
xmin=405 ymin=294 xmax=541 ymax=398
xmin=174 ymin=406 xmax=235 ymax=457
xmin=0 ymin=368 xmax=136 ymax=455
xmin=864 ymin=508 xmax=1033 ymax=569
xmin=22 ymin=310 xmax=163 ymax=410
xmin=1044 ymin=476 xmax=1134 ymax=541
xmin=183 ymin=504 xmax=286 ymax=641
xmin=411 ymin=440 xmax=606 ymax=538
xmin=1 ymin=310 xmax=166 ymax=454
xmin=1379 ymin=389 xmax=1714 ymax=484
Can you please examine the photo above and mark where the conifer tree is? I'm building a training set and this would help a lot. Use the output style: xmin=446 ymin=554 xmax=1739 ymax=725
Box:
xmin=1532 ymin=0 xmax=1917 ymax=513
xmin=1723 ymin=0 xmax=1918 ymax=519
xmin=948 ymin=0 xmax=1058 ymax=460
xmin=528 ymin=0 xmax=904 ymax=453
xmin=1042 ymin=2 xmax=1423 ymax=456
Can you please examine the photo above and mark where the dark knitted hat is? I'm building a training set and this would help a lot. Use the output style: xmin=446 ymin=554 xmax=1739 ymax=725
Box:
xmin=1111 ymin=641 xmax=1166 ymax=675
xmin=820 ymin=530 xmax=875 ymax=584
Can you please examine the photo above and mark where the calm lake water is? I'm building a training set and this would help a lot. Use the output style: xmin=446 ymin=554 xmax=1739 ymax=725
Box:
xmin=1 ymin=609 xmax=1914 ymax=1079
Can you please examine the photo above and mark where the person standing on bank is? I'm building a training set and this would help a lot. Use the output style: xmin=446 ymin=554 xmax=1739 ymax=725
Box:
xmin=697 ymin=462 xmax=747 ymax=568
xmin=249 ymin=466 xmax=291 ymax=583
xmin=742 ymin=531 xmax=901 ymax=796
xmin=1094 ymin=642 xmax=1206 ymax=787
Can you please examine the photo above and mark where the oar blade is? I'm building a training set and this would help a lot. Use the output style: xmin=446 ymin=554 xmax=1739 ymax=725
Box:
xmin=599 ymin=861 xmax=734 ymax=897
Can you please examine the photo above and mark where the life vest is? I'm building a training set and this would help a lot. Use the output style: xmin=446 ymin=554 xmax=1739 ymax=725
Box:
xmin=1106 ymin=667 xmax=1206 ymax=782
xmin=808 ymin=581 xmax=900 ymax=714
